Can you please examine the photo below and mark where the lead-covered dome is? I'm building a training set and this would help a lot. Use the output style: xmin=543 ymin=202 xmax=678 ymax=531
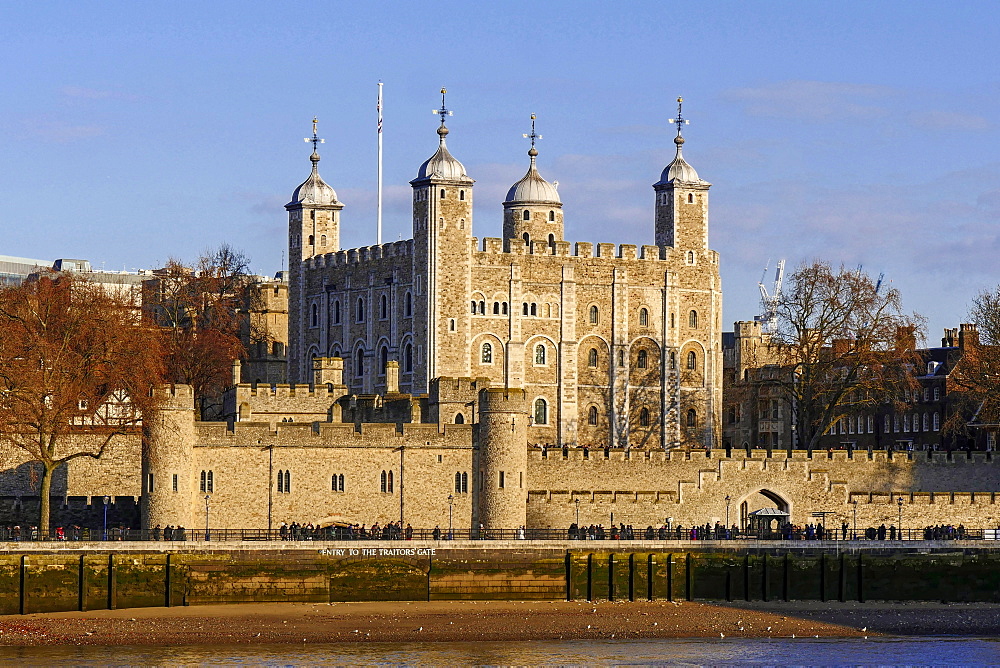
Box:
xmin=415 ymin=125 xmax=471 ymax=181
xmin=289 ymin=151 xmax=338 ymax=205
xmin=654 ymin=135 xmax=705 ymax=186
xmin=505 ymin=147 xmax=560 ymax=203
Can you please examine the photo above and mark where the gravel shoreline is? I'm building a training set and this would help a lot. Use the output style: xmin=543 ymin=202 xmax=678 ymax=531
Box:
xmin=3 ymin=600 xmax=990 ymax=646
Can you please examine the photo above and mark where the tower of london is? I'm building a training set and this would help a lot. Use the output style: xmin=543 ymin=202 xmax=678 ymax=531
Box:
xmin=286 ymin=95 xmax=723 ymax=452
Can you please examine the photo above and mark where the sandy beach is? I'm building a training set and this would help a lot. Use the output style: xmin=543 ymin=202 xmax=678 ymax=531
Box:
xmin=1 ymin=599 xmax=996 ymax=646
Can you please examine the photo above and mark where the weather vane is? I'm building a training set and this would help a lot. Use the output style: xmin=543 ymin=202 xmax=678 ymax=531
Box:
xmin=667 ymin=96 xmax=689 ymax=137
xmin=431 ymin=87 xmax=453 ymax=126
xmin=304 ymin=117 xmax=325 ymax=151
xmin=522 ymin=113 xmax=541 ymax=148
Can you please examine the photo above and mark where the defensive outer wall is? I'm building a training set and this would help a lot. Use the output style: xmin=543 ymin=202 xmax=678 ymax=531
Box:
xmin=3 ymin=541 xmax=1000 ymax=613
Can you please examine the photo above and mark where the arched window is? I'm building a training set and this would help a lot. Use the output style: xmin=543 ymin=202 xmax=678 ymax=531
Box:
xmin=311 ymin=303 xmax=318 ymax=327
xmin=639 ymin=308 xmax=648 ymax=326
xmin=534 ymin=398 xmax=548 ymax=425
xmin=380 ymin=470 xmax=387 ymax=493
xmin=688 ymin=193 xmax=694 ymax=203
xmin=321 ymin=234 xmax=327 ymax=246
xmin=523 ymin=302 xmax=529 ymax=315
xmin=357 ymin=298 xmax=365 ymax=322
xmin=535 ymin=344 xmax=546 ymax=365
xmin=922 ymin=413 xmax=929 ymax=431
xmin=461 ymin=472 xmax=468 ymax=493
xmin=523 ymin=233 xmax=530 ymax=247
xmin=549 ymin=210 xmax=555 ymax=221
xmin=356 ymin=349 xmax=364 ymax=376
xmin=588 ymin=348 xmax=598 ymax=367
xmin=404 ymin=344 xmax=413 ymax=372
xmin=471 ymin=300 xmax=477 ymax=314
xmin=277 ymin=470 xmax=284 ymax=493
xmin=687 ymin=351 xmax=697 ymax=370
xmin=502 ymin=302 xmax=508 ymax=315
xmin=493 ymin=302 xmax=500 ymax=314
xmin=479 ymin=300 xmax=485 ymax=314
xmin=588 ymin=406 xmax=598 ymax=425
xmin=404 ymin=292 xmax=412 ymax=317
xmin=523 ymin=210 xmax=531 ymax=221
xmin=455 ymin=472 xmax=462 ymax=494
xmin=686 ymin=408 xmax=697 ymax=428
xmin=589 ymin=305 xmax=599 ymax=324
xmin=686 ymin=251 xmax=694 ymax=264
xmin=379 ymin=347 xmax=388 ymax=373
xmin=530 ymin=303 xmax=537 ymax=316
xmin=688 ymin=310 xmax=698 ymax=328
xmin=637 ymin=349 xmax=648 ymax=369
xmin=380 ymin=295 xmax=388 ymax=319
xmin=455 ymin=413 xmax=464 ymax=424
xmin=440 ymin=189 xmax=446 ymax=199
xmin=333 ymin=300 xmax=341 ymax=324
xmin=548 ymin=234 xmax=555 ymax=247
xmin=387 ymin=471 xmax=393 ymax=492
xmin=640 ymin=407 xmax=650 ymax=427
xmin=933 ymin=412 xmax=940 ymax=431
xmin=282 ymin=470 xmax=290 ymax=493
xmin=308 ymin=234 xmax=314 ymax=246
xmin=459 ymin=190 xmax=465 ymax=201
xmin=482 ymin=342 xmax=492 ymax=363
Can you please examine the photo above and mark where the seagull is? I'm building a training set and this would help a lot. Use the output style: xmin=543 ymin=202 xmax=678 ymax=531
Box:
xmin=720 ymin=632 xmax=725 ymax=638
xmin=861 ymin=626 xmax=867 ymax=632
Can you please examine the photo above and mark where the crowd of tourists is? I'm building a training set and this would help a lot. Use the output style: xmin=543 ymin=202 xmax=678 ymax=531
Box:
xmin=278 ymin=521 xmax=414 ymax=541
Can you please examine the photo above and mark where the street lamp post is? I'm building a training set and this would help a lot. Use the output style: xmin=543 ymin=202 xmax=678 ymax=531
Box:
xmin=725 ymin=495 xmax=732 ymax=530
xmin=204 ymin=495 xmax=211 ymax=541
xmin=852 ymin=499 xmax=858 ymax=540
xmin=575 ymin=498 xmax=580 ymax=528
xmin=102 ymin=496 xmax=110 ymax=541
xmin=447 ymin=494 xmax=454 ymax=540
xmin=897 ymin=497 xmax=904 ymax=540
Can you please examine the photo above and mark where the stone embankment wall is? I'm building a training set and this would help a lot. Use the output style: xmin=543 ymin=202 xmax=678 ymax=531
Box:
xmin=2 ymin=542 xmax=1000 ymax=614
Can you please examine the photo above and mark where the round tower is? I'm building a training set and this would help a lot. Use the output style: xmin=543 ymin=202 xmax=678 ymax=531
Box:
xmin=503 ymin=114 xmax=562 ymax=250
xmin=476 ymin=388 xmax=528 ymax=531
xmin=142 ymin=385 xmax=197 ymax=530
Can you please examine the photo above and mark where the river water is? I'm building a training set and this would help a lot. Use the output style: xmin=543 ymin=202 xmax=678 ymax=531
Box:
xmin=1 ymin=637 xmax=997 ymax=666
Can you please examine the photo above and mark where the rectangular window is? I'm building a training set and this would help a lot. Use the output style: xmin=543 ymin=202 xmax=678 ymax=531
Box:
xmin=200 ymin=470 xmax=206 ymax=493
xmin=499 ymin=471 xmax=505 ymax=489
xmin=172 ymin=474 xmax=178 ymax=492
xmin=147 ymin=473 xmax=154 ymax=492
xmin=207 ymin=470 xmax=214 ymax=493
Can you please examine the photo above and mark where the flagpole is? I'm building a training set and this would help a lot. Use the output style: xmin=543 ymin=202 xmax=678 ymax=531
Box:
xmin=377 ymin=81 xmax=383 ymax=246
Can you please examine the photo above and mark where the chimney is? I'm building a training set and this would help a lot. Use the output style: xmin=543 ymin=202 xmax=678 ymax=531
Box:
xmin=942 ymin=328 xmax=958 ymax=347
xmin=386 ymin=360 xmax=400 ymax=394
xmin=895 ymin=326 xmax=916 ymax=351
xmin=231 ymin=359 xmax=242 ymax=385
xmin=959 ymin=323 xmax=980 ymax=349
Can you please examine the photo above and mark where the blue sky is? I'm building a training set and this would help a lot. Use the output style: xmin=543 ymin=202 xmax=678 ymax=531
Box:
xmin=2 ymin=1 xmax=999 ymax=339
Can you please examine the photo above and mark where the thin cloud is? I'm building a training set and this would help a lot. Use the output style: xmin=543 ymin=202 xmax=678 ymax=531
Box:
xmin=22 ymin=117 xmax=104 ymax=142
xmin=909 ymin=110 xmax=991 ymax=132
xmin=725 ymin=80 xmax=895 ymax=122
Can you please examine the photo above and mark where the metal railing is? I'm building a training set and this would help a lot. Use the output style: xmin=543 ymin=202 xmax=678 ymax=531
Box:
xmin=0 ymin=526 xmax=995 ymax=543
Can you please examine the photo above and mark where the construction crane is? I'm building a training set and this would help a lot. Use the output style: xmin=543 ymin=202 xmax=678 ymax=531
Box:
xmin=755 ymin=259 xmax=785 ymax=332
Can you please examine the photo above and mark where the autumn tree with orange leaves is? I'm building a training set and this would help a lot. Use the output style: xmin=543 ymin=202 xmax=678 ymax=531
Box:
xmin=0 ymin=274 xmax=164 ymax=532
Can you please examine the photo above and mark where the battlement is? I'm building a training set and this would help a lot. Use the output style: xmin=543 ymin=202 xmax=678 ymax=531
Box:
xmin=307 ymin=239 xmax=414 ymax=269
xmin=236 ymin=383 xmax=343 ymax=400
xmin=194 ymin=418 xmax=471 ymax=447
xmin=474 ymin=239 xmax=696 ymax=263
xmin=153 ymin=384 xmax=195 ymax=410
xmin=431 ymin=376 xmax=492 ymax=402
xmin=479 ymin=387 xmax=527 ymax=413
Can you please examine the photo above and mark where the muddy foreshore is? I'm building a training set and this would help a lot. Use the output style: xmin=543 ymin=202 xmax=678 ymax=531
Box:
xmin=0 ymin=599 xmax=996 ymax=646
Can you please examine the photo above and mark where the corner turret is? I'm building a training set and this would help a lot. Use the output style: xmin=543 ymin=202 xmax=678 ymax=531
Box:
xmin=503 ymin=114 xmax=563 ymax=251
xmin=654 ymin=98 xmax=711 ymax=250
